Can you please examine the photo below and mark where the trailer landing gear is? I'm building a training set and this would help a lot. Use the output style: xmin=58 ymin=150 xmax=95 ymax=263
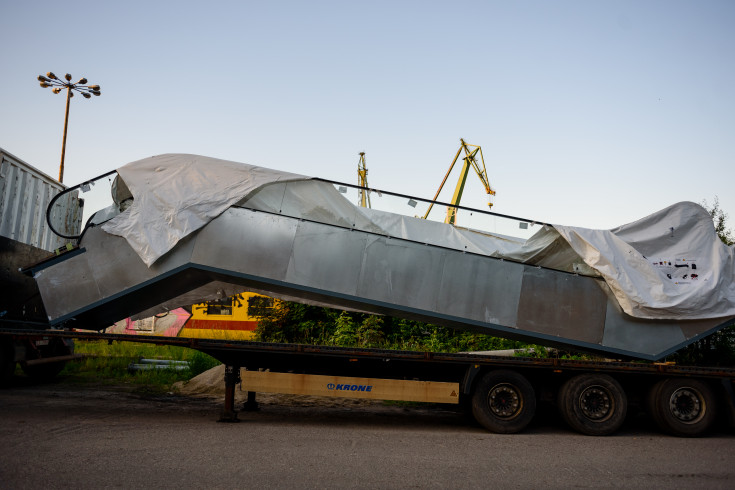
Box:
xmin=218 ymin=365 xmax=241 ymax=423
xmin=242 ymin=391 xmax=259 ymax=412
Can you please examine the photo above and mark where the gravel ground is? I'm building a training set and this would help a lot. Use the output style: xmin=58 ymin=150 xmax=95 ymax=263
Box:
xmin=2 ymin=372 xmax=735 ymax=489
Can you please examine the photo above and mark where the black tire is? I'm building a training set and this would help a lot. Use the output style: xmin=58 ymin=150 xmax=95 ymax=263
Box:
xmin=647 ymin=378 xmax=717 ymax=437
xmin=21 ymin=360 xmax=67 ymax=380
xmin=0 ymin=340 xmax=15 ymax=387
xmin=20 ymin=338 xmax=70 ymax=382
xmin=558 ymin=374 xmax=627 ymax=436
xmin=471 ymin=370 xmax=536 ymax=434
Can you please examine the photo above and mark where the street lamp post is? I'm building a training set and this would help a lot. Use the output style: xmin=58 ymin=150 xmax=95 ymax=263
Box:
xmin=37 ymin=72 xmax=101 ymax=183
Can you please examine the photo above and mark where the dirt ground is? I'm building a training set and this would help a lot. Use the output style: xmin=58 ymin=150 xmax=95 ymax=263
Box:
xmin=2 ymin=369 xmax=735 ymax=489
xmin=0 ymin=372 xmax=735 ymax=490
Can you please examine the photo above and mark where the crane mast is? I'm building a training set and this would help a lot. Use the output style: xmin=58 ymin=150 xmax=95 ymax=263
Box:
xmin=357 ymin=152 xmax=371 ymax=208
xmin=423 ymin=139 xmax=495 ymax=225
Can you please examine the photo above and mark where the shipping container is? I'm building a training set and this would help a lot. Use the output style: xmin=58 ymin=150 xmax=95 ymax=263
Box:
xmin=0 ymin=148 xmax=82 ymax=252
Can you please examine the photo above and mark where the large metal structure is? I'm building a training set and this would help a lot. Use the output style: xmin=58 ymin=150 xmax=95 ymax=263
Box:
xmin=0 ymin=148 xmax=81 ymax=252
xmin=3 ymin=152 xmax=735 ymax=437
xmin=30 ymin=166 xmax=734 ymax=361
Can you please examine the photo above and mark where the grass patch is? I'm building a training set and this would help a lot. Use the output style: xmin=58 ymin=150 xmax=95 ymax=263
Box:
xmin=58 ymin=340 xmax=221 ymax=392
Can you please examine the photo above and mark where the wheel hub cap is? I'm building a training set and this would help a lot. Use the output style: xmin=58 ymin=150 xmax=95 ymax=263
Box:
xmin=669 ymin=387 xmax=703 ymax=423
xmin=488 ymin=383 xmax=521 ymax=419
xmin=580 ymin=386 xmax=612 ymax=420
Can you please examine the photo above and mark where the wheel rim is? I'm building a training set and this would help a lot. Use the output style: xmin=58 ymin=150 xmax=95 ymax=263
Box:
xmin=579 ymin=385 xmax=613 ymax=421
xmin=669 ymin=387 xmax=705 ymax=424
xmin=487 ymin=383 xmax=522 ymax=419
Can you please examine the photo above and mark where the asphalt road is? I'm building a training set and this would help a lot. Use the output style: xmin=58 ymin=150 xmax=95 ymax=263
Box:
xmin=1 ymin=380 xmax=734 ymax=489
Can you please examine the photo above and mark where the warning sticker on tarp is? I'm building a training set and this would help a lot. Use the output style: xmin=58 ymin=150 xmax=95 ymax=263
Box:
xmin=650 ymin=257 xmax=703 ymax=284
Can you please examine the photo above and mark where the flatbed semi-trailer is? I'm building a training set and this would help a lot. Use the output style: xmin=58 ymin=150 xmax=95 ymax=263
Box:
xmin=1 ymin=327 xmax=733 ymax=437
xmin=3 ymin=151 xmax=735 ymax=438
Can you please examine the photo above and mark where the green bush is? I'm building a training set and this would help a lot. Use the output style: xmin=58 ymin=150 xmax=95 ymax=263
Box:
xmin=666 ymin=323 xmax=735 ymax=366
xmin=57 ymin=340 xmax=222 ymax=390
xmin=255 ymin=301 xmax=527 ymax=354
xmin=187 ymin=350 xmax=222 ymax=377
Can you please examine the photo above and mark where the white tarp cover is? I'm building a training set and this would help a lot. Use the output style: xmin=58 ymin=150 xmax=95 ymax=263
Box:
xmin=102 ymin=154 xmax=735 ymax=320
xmin=102 ymin=154 xmax=306 ymax=266
xmin=554 ymin=203 xmax=735 ymax=320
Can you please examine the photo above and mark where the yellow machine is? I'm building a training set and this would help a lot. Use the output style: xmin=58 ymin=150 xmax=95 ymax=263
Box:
xmin=422 ymin=139 xmax=495 ymax=225
xmin=357 ymin=152 xmax=371 ymax=208
xmin=179 ymin=292 xmax=275 ymax=340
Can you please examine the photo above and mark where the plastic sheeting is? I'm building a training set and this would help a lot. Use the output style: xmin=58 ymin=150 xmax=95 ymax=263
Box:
xmin=554 ymin=202 xmax=735 ymax=320
xmin=102 ymin=154 xmax=306 ymax=266
xmin=101 ymin=154 xmax=735 ymax=320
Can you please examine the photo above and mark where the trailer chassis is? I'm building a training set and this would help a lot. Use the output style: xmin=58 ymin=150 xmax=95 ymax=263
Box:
xmin=1 ymin=327 xmax=734 ymax=436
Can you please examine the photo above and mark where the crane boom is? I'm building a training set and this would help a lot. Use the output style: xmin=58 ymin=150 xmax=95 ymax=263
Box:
xmin=423 ymin=139 xmax=495 ymax=225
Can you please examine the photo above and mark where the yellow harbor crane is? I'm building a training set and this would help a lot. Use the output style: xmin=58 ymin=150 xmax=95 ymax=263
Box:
xmin=422 ymin=139 xmax=495 ymax=225
xmin=357 ymin=152 xmax=371 ymax=208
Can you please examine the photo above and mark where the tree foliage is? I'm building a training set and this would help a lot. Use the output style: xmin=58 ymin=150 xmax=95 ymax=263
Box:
xmin=255 ymin=301 xmax=525 ymax=353
xmin=668 ymin=197 xmax=735 ymax=365
xmin=702 ymin=196 xmax=734 ymax=246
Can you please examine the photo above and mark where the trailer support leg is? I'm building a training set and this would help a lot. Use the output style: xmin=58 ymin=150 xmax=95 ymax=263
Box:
xmin=218 ymin=364 xmax=240 ymax=423
xmin=243 ymin=391 xmax=259 ymax=412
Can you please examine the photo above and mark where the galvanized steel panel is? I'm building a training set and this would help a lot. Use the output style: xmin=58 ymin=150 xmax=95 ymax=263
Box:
xmin=601 ymin=296 xmax=686 ymax=356
xmin=437 ymin=254 xmax=522 ymax=326
xmin=32 ymin=203 xmax=735 ymax=359
xmin=35 ymin=225 xmax=195 ymax=322
xmin=357 ymin=236 xmax=446 ymax=313
xmin=678 ymin=316 xmax=728 ymax=340
xmin=516 ymin=267 xmax=607 ymax=345
xmin=34 ymin=252 xmax=100 ymax=320
xmin=86 ymin=229 xmax=195 ymax=299
xmin=286 ymin=222 xmax=367 ymax=295
xmin=192 ymin=208 xmax=296 ymax=281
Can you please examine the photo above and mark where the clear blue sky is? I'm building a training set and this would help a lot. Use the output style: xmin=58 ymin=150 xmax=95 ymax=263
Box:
xmin=1 ymin=0 xmax=733 ymax=230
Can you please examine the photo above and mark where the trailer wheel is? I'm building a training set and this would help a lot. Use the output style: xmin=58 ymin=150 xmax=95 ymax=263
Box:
xmin=647 ymin=378 xmax=717 ymax=437
xmin=21 ymin=360 xmax=67 ymax=381
xmin=0 ymin=340 xmax=15 ymax=386
xmin=20 ymin=338 xmax=70 ymax=382
xmin=471 ymin=370 xmax=536 ymax=434
xmin=558 ymin=374 xmax=627 ymax=436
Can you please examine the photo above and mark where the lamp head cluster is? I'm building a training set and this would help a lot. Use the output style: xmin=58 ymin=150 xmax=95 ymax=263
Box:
xmin=37 ymin=72 xmax=101 ymax=98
